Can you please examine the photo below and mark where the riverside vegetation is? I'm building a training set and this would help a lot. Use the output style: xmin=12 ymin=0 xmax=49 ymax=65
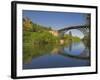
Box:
xmin=23 ymin=17 xmax=81 ymax=45
xmin=23 ymin=17 xmax=81 ymax=63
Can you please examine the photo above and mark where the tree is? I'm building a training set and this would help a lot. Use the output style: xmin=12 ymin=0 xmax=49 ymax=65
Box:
xmin=85 ymin=14 xmax=91 ymax=26
xmin=23 ymin=17 xmax=33 ymax=31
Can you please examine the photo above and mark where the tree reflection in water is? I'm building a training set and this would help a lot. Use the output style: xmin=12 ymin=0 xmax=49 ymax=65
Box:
xmin=23 ymin=40 xmax=90 ymax=69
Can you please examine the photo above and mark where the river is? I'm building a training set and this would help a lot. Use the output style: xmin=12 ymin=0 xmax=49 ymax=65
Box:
xmin=23 ymin=41 xmax=90 ymax=69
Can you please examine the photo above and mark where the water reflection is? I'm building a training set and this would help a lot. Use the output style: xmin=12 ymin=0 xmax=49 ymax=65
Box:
xmin=63 ymin=42 xmax=90 ymax=59
xmin=23 ymin=41 xmax=90 ymax=69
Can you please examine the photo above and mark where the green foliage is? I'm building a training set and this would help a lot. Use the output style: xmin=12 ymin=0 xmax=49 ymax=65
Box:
xmin=72 ymin=36 xmax=81 ymax=42
xmin=23 ymin=17 xmax=52 ymax=32
xmin=32 ymin=23 xmax=52 ymax=32
xmin=23 ymin=17 xmax=82 ymax=63
xmin=63 ymin=34 xmax=81 ymax=42
xmin=23 ymin=17 xmax=58 ymax=45
xmin=23 ymin=31 xmax=60 ymax=44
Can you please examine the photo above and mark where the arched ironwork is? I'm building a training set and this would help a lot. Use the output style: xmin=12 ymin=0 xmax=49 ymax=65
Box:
xmin=58 ymin=25 xmax=90 ymax=37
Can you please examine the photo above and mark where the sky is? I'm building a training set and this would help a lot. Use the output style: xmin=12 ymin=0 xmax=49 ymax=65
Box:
xmin=23 ymin=10 xmax=88 ymax=38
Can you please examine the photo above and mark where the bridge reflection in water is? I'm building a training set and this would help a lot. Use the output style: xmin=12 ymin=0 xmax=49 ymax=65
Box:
xmin=51 ymin=41 xmax=90 ymax=60
xmin=59 ymin=45 xmax=90 ymax=60
xmin=23 ymin=41 xmax=90 ymax=69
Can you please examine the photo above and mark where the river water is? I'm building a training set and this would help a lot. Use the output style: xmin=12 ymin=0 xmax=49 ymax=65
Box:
xmin=23 ymin=41 xmax=90 ymax=69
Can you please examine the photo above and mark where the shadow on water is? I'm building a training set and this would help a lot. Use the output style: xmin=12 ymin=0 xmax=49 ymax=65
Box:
xmin=23 ymin=40 xmax=90 ymax=69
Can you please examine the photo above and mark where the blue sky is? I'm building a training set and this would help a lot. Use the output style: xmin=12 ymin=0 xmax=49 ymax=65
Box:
xmin=23 ymin=10 xmax=87 ymax=38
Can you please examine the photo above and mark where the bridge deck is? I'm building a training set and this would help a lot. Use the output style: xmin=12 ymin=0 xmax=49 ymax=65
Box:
xmin=58 ymin=25 xmax=89 ymax=32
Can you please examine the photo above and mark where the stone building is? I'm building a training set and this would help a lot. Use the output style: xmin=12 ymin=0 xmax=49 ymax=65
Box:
xmin=49 ymin=30 xmax=59 ymax=37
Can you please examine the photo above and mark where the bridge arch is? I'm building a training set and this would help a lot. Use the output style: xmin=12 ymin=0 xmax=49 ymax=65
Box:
xmin=58 ymin=25 xmax=89 ymax=38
